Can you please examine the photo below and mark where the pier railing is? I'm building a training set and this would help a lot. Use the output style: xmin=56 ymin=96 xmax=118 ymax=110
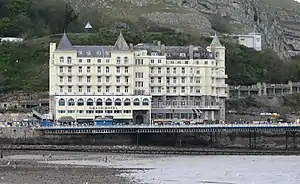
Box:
xmin=34 ymin=123 xmax=300 ymax=130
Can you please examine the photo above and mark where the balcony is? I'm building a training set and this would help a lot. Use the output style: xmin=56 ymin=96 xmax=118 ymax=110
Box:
xmin=151 ymin=103 xmax=220 ymax=110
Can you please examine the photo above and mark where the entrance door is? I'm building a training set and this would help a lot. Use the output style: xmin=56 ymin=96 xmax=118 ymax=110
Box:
xmin=135 ymin=115 xmax=144 ymax=125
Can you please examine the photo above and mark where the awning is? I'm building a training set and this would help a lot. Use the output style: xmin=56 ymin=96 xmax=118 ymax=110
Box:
xmin=58 ymin=116 xmax=75 ymax=122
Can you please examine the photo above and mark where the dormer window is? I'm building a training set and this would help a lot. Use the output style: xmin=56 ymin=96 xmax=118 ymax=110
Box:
xmin=96 ymin=51 xmax=102 ymax=56
xmin=77 ymin=51 xmax=83 ymax=55
xmin=59 ymin=57 xmax=64 ymax=63
xmin=86 ymin=51 xmax=91 ymax=56
xmin=151 ymin=52 xmax=158 ymax=56
xmin=216 ymin=52 xmax=219 ymax=58
xmin=166 ymin=53 xmax=171 ymax=56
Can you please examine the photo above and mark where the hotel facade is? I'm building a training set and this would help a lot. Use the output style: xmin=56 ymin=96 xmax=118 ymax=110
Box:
xmin=49 ymin=33 xmax=227 ymax=124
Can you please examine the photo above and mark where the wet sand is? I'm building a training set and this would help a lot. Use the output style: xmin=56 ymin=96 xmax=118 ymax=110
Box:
xmin=0 ymin=151 xmax=135 ymax=184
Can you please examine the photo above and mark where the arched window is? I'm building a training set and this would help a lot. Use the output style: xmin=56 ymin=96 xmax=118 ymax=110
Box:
xmin=96 ymin=98 xmax=103 ymax=106
xmin=59 ymin=56 xmax=64 ymax=63
xmin=86 ymin=98 xmax=94 ymax=106
xmin=124 ymin=98 xmax=131 ymax=106
xmin=133 ymin=98 xmax=140 ymax=106
xmin=67 ymin=56 xmax=72 ymax=64
xmin=67 ymin=98 xmax=75 ymax=106
xmin=77 ymin=98 xmax=84 ymax=106
xmin=58 ymin=98 xmax=65 ymax=106
xmin=106 ymin=98 xmax=112 ymax=106
xmin=115 ymin=98 xmax=121 ymax=106
xmin=142 ymin=98 xmax=149 ymax=106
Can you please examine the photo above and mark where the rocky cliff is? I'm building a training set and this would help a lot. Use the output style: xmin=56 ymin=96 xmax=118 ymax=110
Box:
xmin=65 ymin=0 xmax=300 ymax=60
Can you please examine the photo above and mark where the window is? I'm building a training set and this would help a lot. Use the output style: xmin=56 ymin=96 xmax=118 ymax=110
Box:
xmin=173 ymin=87 xmax=176 ymax=93
xmin=181 ymin=87 xmax=185 ymax=93
xmin=97 ymin=59 xmax=101 ymax=63
xmin=125 ymin=67 xmax=128 ymax=73
xmin=60 ymin=67 xmax=63 ymax=73
xmin=97 ymin=76 xmax=101 ymax=83
xmin=78 ymin=86 xmax=82 ymax=93
xmin=77 ymin=98 xmax=84 ymax=106
xmin=68 ymin=66 xmax=72 ymax=73
xmin=96 ymin=98 xmax=102 ymax=106
xmin=116 ymin=76 xmax=120 ymax=83
xmin=106 ymin=59 xmax=110 ymax=63
xmin=173 ymin=67 xmax=176 ymax=74
xmin=151 ymin=67 xmax=154 ymax=73
xmin=158 ymin=77 xmax=162 ymax=83
xmin=87 ymin=98 xmax=93 ymax=106
xmin=133 ymin=98 xmax=140 ymax=106
xmin=60 ymin=57 xmax=64 ymax=63
xmin=150 ymin=59 xmax=154 ymax=63
xmin=173 ymin=77 xmax=176 ymax=84
xmin=116 ymin=57 xmax=121 ymax=64
xmin=78 ymin=66 xmax=82 ymax=73
xmin=87 ymin=86 xmax=91 ymax=93
xmin=124 ymin=98 xmax=130 ymax=106
xmin=78 ymin=76 xmax=82 ymax=83
xmin=150 ymin=77 xmax=154 ymax=83
xmin=125 ymin=86 xmax=128 ymax=93
xmin=124 ymin=57 xmax=128 ymax=64
xmin=158 ymin=59 xmax=161 ymax=63
xmin=106 ymin=66 xmax=109 ymax=73
xmin=105 ymin=98 xmax=112 ymax=106
xmin=97 ymin=66 xmax=101 ymax=73
xmin=181 ymin=77 xmax=185 ymax=83
xmin=87 ymin=59 xmax=91 ymax=63
xmin=60 ymin=76 xmax=63 ymax=83
xmin=125 ymin=77 xmax=129 ymax=83
xmin=135 ymin=59 xmax=143 ymax=65
xmin=106 ymin=86 xmax=109 ymax=93
xmin=106 ymin=76 xmax=110 ymax=83
xmin=167 ymin=68 xmax=170 ymax=74
xmin=158 ymin=68 xmax=161 ymax=73
xmin=116 ymin=66 xmax=120 ymax=73
xmin=68 ymin=76 xmax=72 ymax=83
xmin=142 ymin=99 xmax=149 ymax=106
xmin=116 ymin=86 xmax=120 ymax=93
xmin=151 ymin=87 xmax=154 ymax=93
xmin=67 ymin=99 xmax=75 ymax=106
xmin=79 ymin=59 xmax=82 ymax=63
xmin=87 ymin=76 xmax=91 ymax=83
xmin=58 ymin=99 xmax=65 ymax=106
xmin=181 ymin=67 xmax=185 ymax=74
xmin=87 ymin=66 xmax=91 ymax=73
xmin=97 ymin=86 xmax=101 ymax=93
xmin=135 ymin=72 xmax=143 ymax=78
xmin=115 ymin=98 xmax=121 ymax=106
xmin=67 ymin=57 xmax=72 ymax=64
xmin=158 ymin=87 xmax=162 ymax=93
xmin=60 ymin=86 xmax=63 ymax=93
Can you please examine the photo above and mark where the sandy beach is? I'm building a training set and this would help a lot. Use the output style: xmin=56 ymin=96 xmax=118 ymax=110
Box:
xmin=0 ymin=151 xmax=134 ymax=184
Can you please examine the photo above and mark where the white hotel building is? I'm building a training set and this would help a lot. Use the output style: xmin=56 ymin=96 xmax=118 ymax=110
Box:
xmin=49 ymin=32 xmax=228 ymax=124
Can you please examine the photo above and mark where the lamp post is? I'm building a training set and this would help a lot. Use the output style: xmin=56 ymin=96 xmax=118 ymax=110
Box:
xmin=0 ymin=129 xmax=3 ymax=159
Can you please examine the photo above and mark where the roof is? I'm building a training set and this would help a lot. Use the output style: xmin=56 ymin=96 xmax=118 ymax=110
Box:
xmin=113 ymin=32 xmax=130 ymax=50
xmin=85 ymin=22 xmax=92 ymax=29
xmin=57 ymin=32 xmax=73 ymax=50
xmin=58 ymin=116 xmax=75 ymax=122
xmin=210 ymin=33 xmax=222 ymax=47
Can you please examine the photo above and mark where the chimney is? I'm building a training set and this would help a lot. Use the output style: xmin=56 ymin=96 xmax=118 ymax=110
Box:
xmin=129 ymin=43 xmax=133 ymax=51
xmin=157 ymin=41 xmax=161 ymax=47
xmin=189 ymin=45 xmax=193 ymax=59
xmin=161 ymin=44 xmax=166 ymax=54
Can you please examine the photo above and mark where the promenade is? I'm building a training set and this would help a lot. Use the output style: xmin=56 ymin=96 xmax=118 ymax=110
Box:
xmin=35 ymin=123 xmax=300 ymax=134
